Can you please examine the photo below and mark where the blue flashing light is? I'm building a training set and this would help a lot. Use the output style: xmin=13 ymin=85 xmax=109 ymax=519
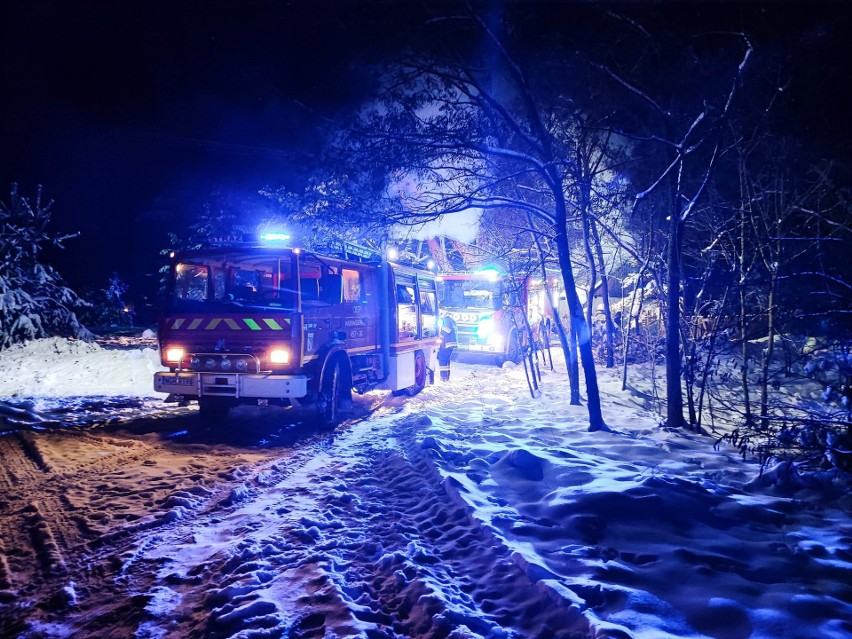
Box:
xmin=261 ymin=232 xmax=290 ymax=242
xmin=474 ymin=266 xmax=502 ymax=281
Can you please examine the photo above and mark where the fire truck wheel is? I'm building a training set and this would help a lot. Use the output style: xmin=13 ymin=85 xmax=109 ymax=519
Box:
xmin=406 ymin=350 xmax=427 ymax=396
xmin=499 ymin=331 xmax=522 ymax=366
xmin=317 ymin=358 xmax=344 ymax=429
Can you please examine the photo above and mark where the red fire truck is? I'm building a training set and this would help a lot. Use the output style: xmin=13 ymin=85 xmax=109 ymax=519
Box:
xmin=437 ymin=268 xmax=528 ymax=365
xmin=153 ymin=238 xmax=441 ymax=426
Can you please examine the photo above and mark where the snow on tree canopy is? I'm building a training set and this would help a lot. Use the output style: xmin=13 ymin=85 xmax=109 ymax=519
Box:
xmin=0 ymin=184 xmax=93 ymax=350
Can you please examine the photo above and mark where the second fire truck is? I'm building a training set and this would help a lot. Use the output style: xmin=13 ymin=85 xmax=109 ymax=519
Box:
xmin=437 ymin=268 xmax=527 ymax=365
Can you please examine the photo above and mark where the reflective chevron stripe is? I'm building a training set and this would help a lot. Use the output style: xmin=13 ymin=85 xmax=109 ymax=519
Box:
xmin=169 ymin=317 xmax=290 ymax=330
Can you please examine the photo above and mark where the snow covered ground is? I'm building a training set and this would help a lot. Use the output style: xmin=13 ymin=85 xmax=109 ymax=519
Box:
xmin=0 ymin=337 xmax=849 ymax=639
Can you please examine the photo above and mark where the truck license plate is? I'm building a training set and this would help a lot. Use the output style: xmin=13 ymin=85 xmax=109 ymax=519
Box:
xmin=162 ymin=376 xmax=193 ymax=386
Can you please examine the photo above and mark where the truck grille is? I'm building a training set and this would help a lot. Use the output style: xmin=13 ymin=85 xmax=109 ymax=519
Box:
xmin=181 ymin=353 xmax=261 ymax=374
xmin=201 ymin=374 xmax=238 ymax=396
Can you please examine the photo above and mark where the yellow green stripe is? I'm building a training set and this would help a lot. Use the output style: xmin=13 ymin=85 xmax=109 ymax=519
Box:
xmin=171 ymin=316 xmax=291 ymax=331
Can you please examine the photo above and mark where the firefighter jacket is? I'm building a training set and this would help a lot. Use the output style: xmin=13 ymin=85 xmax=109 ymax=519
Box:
xmin=440 ymin=316 xmax=458 ymax=351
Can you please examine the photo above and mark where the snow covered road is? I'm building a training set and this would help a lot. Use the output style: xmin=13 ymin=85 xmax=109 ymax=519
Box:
xmin=0 ymin=400 xmax=589 ymax=638
xmin=1 ymin=338 xmax=850 ymax=639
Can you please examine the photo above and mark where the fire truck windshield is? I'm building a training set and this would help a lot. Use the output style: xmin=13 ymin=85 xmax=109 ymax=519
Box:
xmin=171 ymin=250 xmax=298 ymax=310
xmin=441 ymin=279 xmax=502 ymax=311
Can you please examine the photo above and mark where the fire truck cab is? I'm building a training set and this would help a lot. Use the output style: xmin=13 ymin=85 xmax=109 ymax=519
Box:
xmin=153 ymin=240 xmax=440 ymax=426
xmin=437 ymin=268 xmax=527 ymax=365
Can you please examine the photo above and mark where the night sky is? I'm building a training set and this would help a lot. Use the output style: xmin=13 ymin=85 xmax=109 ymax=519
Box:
xmin=2 ymin=1 xmax=851 ymax=324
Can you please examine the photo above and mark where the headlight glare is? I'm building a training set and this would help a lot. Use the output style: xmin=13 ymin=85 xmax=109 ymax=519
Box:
xmin=165 ymin=347 xmax=185 ymax=363
xmin=269 ymin=348 xmax=290 ymax=365
xmin=487 ymin=334 xmax=504 ymax=348
xmin=476 ymin=317 xmax=495 ymax=338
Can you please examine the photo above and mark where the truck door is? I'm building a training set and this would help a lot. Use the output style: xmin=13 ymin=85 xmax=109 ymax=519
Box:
xmin=299 ymin=255 xmax=336 ymax=362
xmin=338 ymin=264 xmax=376 ymax=351
xmin=299 ymin=255 xmax=378 ymax=363
xmin=417 ymin=275 xmax=438 ymax=340
xmin=395 ymin=273 xmax=418 ymax=342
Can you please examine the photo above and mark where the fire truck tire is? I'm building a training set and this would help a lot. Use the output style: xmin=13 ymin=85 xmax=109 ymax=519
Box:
xmin=406 ymin=350 xmax=427 ymax=396
xmin=198 ymin=397 xmax=232 ymax=425
xmin=317 ymin=357 xmax=345 ymax=429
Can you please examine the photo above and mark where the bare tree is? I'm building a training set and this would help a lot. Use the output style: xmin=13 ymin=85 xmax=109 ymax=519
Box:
xmin=344 ymin=11 xmax=611 ymax=430
xmin=695 ymin=136 xmax=852 ymax=466
xmin=585 ymin=16 xmax=753 ymax=428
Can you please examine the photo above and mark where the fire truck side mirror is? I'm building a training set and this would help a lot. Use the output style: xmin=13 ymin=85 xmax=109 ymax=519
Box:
xmin=320 ymin=274 xmax=343 ymax=304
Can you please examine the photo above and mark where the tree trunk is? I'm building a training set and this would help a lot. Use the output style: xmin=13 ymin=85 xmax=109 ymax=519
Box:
xmin=622 ymin=256 xmax=650 ymax=391
xmin=696 ymin=286 xmax=730 ymax=431
xmin=760 ymin=191 xmax=782 ymax=430
xmin=591 ymin=218 xmax=615 ymax=368
xmin=538 ymin=266 xmax=555 ymax=372
xmin=738 ymin=197 xmax=753 ymax=425
xmin=568 ymin=314 xmax=581 ymax=405
xmin=665 ymin=211 xmax=686 ymax=429
xmin=528 ymin=215 xmax=575 ymax=391
xmin=739 ymin=286 xmax=753 ymax=424
xmin=684 ymin=333 xmax=699 ymax=428
xmin=759 ymin=270 xmax=776 ymax=430
xmin=580 ymin=179 xmax=597 ymax=337
xmin=554 ymin=199 xmax=607 ymax=431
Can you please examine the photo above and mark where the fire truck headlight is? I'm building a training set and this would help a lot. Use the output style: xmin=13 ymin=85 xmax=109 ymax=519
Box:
xmin=487 ymin=334 xmax=504 ymax=348
xmin=205 ymin=357 xmax=218 ymax=370
xmin=165 ymin=347 xmax=185 ymax=363
xmin=220 ymin=358 xmax=232 ymax=371
xmin=236 ymin=359 xmax=249 ymax=372
xmin=269 ymin=348 xmax=290 ymax=365
xmin=476 ymin=317 xmax=495 ymax=338
xmin=190 ymin=356 xmax=201 ymax=369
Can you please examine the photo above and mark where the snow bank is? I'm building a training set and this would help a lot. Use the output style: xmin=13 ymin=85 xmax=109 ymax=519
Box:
xmin=410 ymin=361 xmax=852 ymax=639
xmin=0 ymin=337 xmax=165 ymax=399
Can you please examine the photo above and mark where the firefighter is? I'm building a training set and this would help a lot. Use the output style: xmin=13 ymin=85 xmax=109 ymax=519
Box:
xmin=437 ymin=315 xmax=458 ymax=381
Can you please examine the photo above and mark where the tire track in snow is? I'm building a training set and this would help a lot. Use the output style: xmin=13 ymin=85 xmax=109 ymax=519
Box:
xmin=304 ymin=425 xmax=589 ymax=637
xmin=0 ymin=426 xmax=302 ymax=638
xmin=0 ymin=435 xmax=56 ymax=602
xmin=127 ymin=411 xmax=590 ymax=639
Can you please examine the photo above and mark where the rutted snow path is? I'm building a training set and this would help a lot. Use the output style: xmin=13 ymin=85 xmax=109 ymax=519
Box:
xmin=4 ymin=339 xmax=849 ymax=639
xmin=132 ymin=408 xmax=590 ymax=638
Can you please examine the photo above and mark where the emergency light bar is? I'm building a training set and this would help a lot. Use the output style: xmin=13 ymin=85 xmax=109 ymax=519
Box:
xmin=473 ymin=266 xmax=502 ymax=281
xmin=260 ymin=232 xmax=290 ymax=242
